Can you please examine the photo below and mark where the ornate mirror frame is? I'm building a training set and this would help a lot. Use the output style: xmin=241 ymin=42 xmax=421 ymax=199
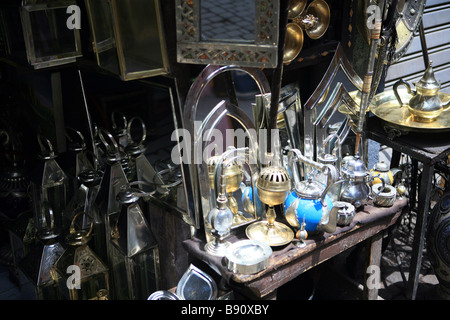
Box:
xmin=175 ymin=0 xmax=280 ymax=68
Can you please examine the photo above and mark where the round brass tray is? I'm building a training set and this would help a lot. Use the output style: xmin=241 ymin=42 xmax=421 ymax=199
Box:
xmin=370 ymin=89 xmax=450 ymax=133
xmin=245 ymin=221 xmax=294 ymax=247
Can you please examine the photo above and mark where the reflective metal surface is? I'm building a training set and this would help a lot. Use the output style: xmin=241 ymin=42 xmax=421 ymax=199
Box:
xmin=182 ymin=65 xmax=270 ymax=235
xmin=225 ymin=240 xmax=272 ymax=274
xmin=176 ymin=264 xmax=218 ymax=300
xmin=393 ymin=62 xmax=450 ymax=123
xmin=283 ymin=23 xmax=303 ymax=64
xmin=148 ymin=290 xmax=180 ymax=300
xmin=246 ymin=220 xmax=294 ymax=247
xmin=370 ymin=89 xmax=450 ymax=133
xmin=300 ymin=0 xmax=330 ymax=40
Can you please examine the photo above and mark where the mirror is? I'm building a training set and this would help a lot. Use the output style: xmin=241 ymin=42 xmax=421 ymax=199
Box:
xmin=182 ymin=65 xmax=270 ymax=240
xmin=302 ymin=43 xmax=363 ymax=172
xmin=200 ymin=0 xmax=255 ymax=42
xmin=176 ymin=0 xmax=279 ymax=68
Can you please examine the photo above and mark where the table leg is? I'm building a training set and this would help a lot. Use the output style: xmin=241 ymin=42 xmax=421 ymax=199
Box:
xmin=407 ymin=163 xmax=434 ymax=300
xmin=363 ymin=232 xmax=383 ymax=300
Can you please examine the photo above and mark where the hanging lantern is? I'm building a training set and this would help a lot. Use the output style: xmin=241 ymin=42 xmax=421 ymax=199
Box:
xmin=63 ymin=168 xmax=107 ymax=263
xmin=94 ymin=128 xmax=129 ymax=298
xmin=30 ymin=135 xmax=68 ymax=241
xmin=19 ymin=205 xmax=65 ymax=300
xmin=54 ymin=212 xmax=110 ymax=300
xmin=109 ymin=186 xmax=160 ymax=300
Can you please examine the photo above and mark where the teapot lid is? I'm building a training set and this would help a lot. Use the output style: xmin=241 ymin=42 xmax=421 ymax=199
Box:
xmin=341 ymin=155 xmax=367 ymax=177
xmin=416 ymin=61 xmax=440 ymax=91
xmin=373 ymin=160 xmax=389 ymax=172
xmin=295 ymin=177 xmax=324 ymax=199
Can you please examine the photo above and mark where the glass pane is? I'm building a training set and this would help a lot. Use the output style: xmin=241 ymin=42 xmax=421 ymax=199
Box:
xmin=28 ymin=8 xmax=77 ymax=58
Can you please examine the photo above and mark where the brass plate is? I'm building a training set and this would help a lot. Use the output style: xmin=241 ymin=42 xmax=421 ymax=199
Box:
xmin=370 ymin=89 xmax=450 ymax=133
xmin=245 ymin=221 xmax=294 ymax=247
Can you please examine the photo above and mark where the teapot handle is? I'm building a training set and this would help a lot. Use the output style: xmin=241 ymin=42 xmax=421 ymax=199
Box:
xmin=320 ymin=179 xmax=344 ymax=207
xmin=393 ymin=79 xmax=413 ymax=108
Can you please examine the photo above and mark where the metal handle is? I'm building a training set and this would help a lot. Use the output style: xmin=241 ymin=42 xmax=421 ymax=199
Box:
xmin=65 ymin=127 xmax=86 ymax=150
xmin=127 ymin=116 xmax=147 ymax=146
xmin=393 ymin=79 xmax=414 ymax=108
xmin=111 ymin=111 xmax=127 ymax=131
xmin=70 ymin=211 xmax=94 ymax=239
xmin=37 ymin=134 xmax=55 ymax=157
xmin=97 ymin=127 xmax=120 ymax=155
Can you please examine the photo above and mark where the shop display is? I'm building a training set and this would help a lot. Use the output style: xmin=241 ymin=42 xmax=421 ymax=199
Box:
xmin=0 ymin=0 xmax=442 ymax=302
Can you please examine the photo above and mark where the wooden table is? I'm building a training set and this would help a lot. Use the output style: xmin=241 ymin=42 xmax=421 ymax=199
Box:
xmin=182 ymin=198 xmax=407 ymax=300
xmin=365 ymin=116 xmax=450 ymax=299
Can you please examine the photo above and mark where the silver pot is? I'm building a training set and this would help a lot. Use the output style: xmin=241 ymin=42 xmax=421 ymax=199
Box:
xmin=339 ymin=155 xmax=385 ymax=208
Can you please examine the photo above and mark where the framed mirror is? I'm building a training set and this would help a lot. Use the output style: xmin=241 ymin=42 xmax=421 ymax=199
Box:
xmin=175 ymin=0 xmax=279 ymax=68
xmin=302 ymin=43 xmax=363 ymax=169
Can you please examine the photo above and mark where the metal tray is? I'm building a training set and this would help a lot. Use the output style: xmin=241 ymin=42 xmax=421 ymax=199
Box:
xmin=225 ymin=240 xmax=272 ymax=274
xmin=370 ymin=89 xmax=450 ymax=133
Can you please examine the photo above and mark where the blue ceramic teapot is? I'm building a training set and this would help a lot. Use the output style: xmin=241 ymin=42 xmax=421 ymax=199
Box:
xmin=284 ymin=177 xmax=340 ymax=233
xmin=283 ymin=148 xmax=342 ymax=234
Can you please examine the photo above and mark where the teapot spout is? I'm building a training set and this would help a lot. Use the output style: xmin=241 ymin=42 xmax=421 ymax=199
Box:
xmin=318 ymin=205 xmax=338 ymax=234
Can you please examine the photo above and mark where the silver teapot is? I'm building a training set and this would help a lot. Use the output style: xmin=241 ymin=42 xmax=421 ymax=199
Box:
xmin=339 ymin=155 xmax=385 ymax=208
xmin=393 ymin=61 xmax=450 ymax=122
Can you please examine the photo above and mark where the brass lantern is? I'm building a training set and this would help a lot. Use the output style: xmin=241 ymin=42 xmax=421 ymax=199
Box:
xmin=54 ymin=212 xmax=110 ymax=300
xmin=84 ymin=0 xmax=169 ymax=81
xmin=109 ymin=186 xmax=160 ymax=300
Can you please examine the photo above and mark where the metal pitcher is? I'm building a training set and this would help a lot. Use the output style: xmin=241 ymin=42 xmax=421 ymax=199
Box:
xmin=393 ymin=61 xmax=450 ymax=122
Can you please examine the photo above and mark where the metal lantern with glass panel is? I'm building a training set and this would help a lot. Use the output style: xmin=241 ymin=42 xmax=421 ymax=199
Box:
xmin=62 ymin=168 xmax=107 ymax=263
xmin=30 ymin=135 xmax=68 ymax=243
xmin=108 ymin=186 xmax=160 ymax=300
xmin=54 ymin=212 xmax=110 ymax=300
xmin=84 ymin=0 xmax=169 ymax=81
xmin=19 ymin=0 xmax=82 ymax=69
xmin=19 ymin=204 xmax=65 ymax=300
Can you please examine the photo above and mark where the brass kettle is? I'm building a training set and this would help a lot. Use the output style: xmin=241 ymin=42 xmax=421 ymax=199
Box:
xmin=393 ymin=62 xmax=450 ymax=122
